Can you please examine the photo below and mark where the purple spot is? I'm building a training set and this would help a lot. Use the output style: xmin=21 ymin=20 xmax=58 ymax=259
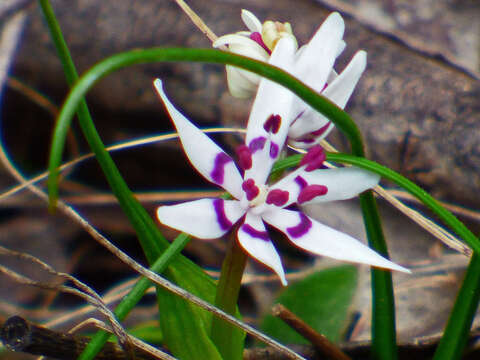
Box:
xmin=213 ymin=199 xmax=233 ymax=230
xmin=269 ymin=143 xmax=279 ymax=158
xmin=297 ymin=185 xmax=328 ymax=204
xmin=211 ymin=153 xmax=233 ymax=184
xmin=249 ymin=137 xmax=267 ymax=153
xmin=310 ymin=121 xmax=331 ymax=136
xmin=287 ymin=213 xmax=312 ymax=238
xmin=294 ymin=175 xmax=308 ymax=190
xmin=264 ymin=114 xmax=281 ymax=134
xmin=299 ymin=145 xmax=326 ymax=172
xmin=249 ymin=32 xmax=271 ymax=54
xmin=241 ymin=223 xmax=269 ymax=240
xmin=242 ymin=179 xmax=259 ymax=201
xmin=266 ymin=189 xmax=289 ymax=206
xmin=236 ymin=145 xmax=252 ymax=170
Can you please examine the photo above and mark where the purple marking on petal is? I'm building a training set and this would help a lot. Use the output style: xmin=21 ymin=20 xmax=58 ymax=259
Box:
xmin=266 ymin=189 xmax=289 ymax=206
xmin=286 ymin=213 xmax=312 ymax=238
xmin=264 ymin=114 xmax=281 ymax=134
xmin=310 ymin=121 xmax=331 ymax=136
xmin=242 ymin=179 xmax=260 ymax=201
xmin=294 ymin=175 xmax=308 ymax=190
xmin=297 ymin=185 xmax=328 ymax=204
xmin=213 ymin=198 xmax=233 ymax=230
xmin=249 ymin=137 xmax=267 ymax=153
xmin=296 ymin=137 xmax=316 ymax=144
xmin=236 ymin=145 xmax=252 ymax=170
xmin=269 ymin=142 xmax=279 ymax=159
xmin=249 ymin=32 xmax=271 ymax=54
xmin=241 ymin=223 xmax=269 ymax=240
xmin=299 ymin=145 xmax=326 ymax=172
xmin=211 ymin=152 xmax=233 ymax=184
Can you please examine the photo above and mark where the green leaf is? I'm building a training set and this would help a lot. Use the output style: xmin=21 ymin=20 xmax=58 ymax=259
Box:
xmin=261 ymin=265 xmax=357 ymax=345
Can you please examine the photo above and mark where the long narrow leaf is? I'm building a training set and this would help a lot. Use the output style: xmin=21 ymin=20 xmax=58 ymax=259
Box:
xmin=39 ymin=3 xmax=223 ymax=359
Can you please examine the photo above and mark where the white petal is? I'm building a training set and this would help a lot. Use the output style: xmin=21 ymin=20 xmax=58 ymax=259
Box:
xmin=262 ymin=208 xmax=409 ymax=273
xmin=238 ymin=212 xmax=287 ymax=285
xmin=270 ymin=166 xmax=380 ymax=208
xmin=157 ymin=199 xmax=245 ymax=239
xmin=225 ymin=66 xmax=258 ymax=98
xmin=323 ymin=50 xmax=367 ymax=109
xmin=241 ymin=9 xmax=262 ymax=32
xmin=294 ymin=12 xmax=345 ymax=92
xmin=244 ymin=37 xmax=296 ymax=184
xmin=213 ymin=34 xmax=268 ymax=58
xmin=154 ymin=79 xmax=244 ymax=199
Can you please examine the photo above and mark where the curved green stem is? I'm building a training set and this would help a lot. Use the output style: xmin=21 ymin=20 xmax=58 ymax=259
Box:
xmin=47 ymin=48 xmax=364 ymax=206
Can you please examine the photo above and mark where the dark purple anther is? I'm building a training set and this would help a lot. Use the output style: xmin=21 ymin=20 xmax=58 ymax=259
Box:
xmin=264 ymin=114 xmax=281 ymax=134
xmin=294 ymin=175 xmax=308 ymax=190
xmin=249 ymin=137 xmax=267 ymax=153
xmin=299 ymin=145 xmax=326 ymax=172
xmin=249 ymin=32 xmax=271 ymax=54
xmin=213 ymin=198 xmax=233 ymax=230
xmin=269 ymin=143 xmax=279 ymax=158
xmin=211 ymin=152 xmax=233 ymax=184
xmin=236 ymin=145 xmax=252 ymax=170
xmin=266 ymin=189 xmax=289 ymax=206
xmin=241 ymin=223 xmax=269 ymax=240
xmin=287 ymin=213 xmax=312 ymax=238
xmin=242 ymin=179 xmax=260 ymax=201
xmin=297 ymin=185 xmax=328 ymax=204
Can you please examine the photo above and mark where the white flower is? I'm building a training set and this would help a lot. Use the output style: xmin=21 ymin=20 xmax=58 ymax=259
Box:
xmin=153 ymin=78 xmax=408 ymax=285
xmin=214 ymin=11 xmax=366 ymax=148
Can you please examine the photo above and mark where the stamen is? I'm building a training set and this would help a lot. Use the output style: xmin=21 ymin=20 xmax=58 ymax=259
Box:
xmin=211 ymin=152 xmax=233 ymax=184
xmin=264 ymin=114 xmax=281 ymax=134
xmin=242 ymin=179 xmax=260 ymax=201
xmin=236 ymin=145 xmax=252 ymax=170
xmin=213 ymin=199 xmax=232 ymax=230
xmin=266 ymin=189 xmax=289 ymax=206
xmin=294 ymin=175 xmax=308 ymax=190
xmin=297 ymin=185 xmax=328 ymax=204
xmin=249 ymin=32 xmax=271 ymax=54
xmin=287 ymin=213 xmax=312 ymax=238
xmin=299 ymin=145 xmax=326 ymax=172
xmin=248 ymin=136 xmax=267 ymax=153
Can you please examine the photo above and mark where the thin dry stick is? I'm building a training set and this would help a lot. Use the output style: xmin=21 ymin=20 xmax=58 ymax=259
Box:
xmin=68 ymin=318 xmax=177 ymax=360
xmin=171 ymin=0 xmax=218 ymax=42
xmin=272 ymin=304 xmax=352 ymax=360
xmin=0 ymin=245 xmax=130 ymax=348
xmin=0 ymin=128 xmax=245 ymax=201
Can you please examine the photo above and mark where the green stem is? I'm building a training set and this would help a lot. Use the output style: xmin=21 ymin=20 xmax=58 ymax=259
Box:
xmin=360 ymin=192 xmax=397 ymax=360
xmin=211 ymin=235 xmax=248 ymax=360
xmin=433 ymin=253 xmax=480 ymax=360
xmin=78 ymin=233 xmax=190 ymax=360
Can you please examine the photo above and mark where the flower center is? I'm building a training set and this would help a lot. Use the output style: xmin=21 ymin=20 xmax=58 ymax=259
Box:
xmin=261 ymin=20 xmax=297 ymax=51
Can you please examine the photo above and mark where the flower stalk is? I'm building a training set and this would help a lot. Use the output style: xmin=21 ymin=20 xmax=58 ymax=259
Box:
xmin=211 ymin=231 xmax=248 ymax=360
